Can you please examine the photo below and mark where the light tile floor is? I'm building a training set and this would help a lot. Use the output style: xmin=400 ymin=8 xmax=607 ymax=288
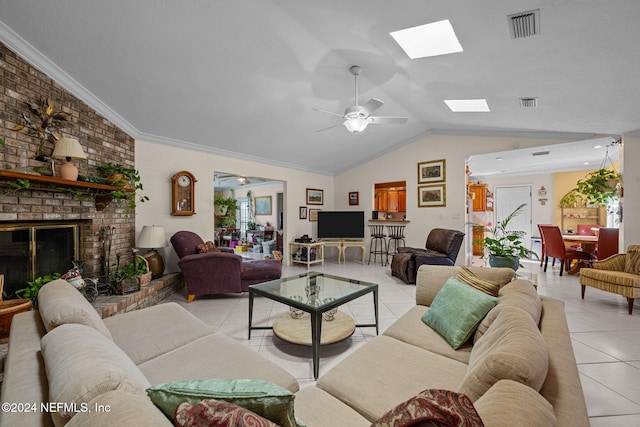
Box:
xmin=163 ymin=255 xmax=640 ymax=425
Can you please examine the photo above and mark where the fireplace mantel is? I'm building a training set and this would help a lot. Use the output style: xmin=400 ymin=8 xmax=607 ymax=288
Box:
xmin=0 ymin=170 xmax=132 ymax=210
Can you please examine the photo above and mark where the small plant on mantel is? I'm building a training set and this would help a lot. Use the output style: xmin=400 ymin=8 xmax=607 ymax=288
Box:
xmin=96 ymin=162 xmax=149 ymax=214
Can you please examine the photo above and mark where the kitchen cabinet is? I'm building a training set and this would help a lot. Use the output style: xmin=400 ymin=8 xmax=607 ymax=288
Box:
xmin=469 ymin=184 xmax=487 ymax=212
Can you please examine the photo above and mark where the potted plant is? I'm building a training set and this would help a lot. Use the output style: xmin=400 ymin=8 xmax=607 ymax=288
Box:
xmin=214 ymin=194 xmax=238 ymax=228
xmin=15 ymin=273 xmax=61 ymax=307
xmin=575 ymin=168 xmax=621 ymax=205
xmin=112 ymin=257 xmax=147 ymax=294
xmin=96 ymin=162 xmax=149 ymax=213
xmin=474 ymin=203 xmax=538 ymax=270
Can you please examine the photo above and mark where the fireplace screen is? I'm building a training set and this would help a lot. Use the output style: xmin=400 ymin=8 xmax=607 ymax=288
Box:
xmin=0 ymin=224 xmax=78 ymax=298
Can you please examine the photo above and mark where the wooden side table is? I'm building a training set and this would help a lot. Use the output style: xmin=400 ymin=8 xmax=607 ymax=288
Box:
xmin=289 ymin=241 xmax=324 ymax=267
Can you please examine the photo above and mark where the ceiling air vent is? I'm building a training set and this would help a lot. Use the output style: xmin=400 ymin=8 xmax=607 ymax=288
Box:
xmin=520 ymin=97 xmax=538 ymax=108
xmin=508 ymin=9 xmax=540 ymax=39
xmin=532 ymin=150 xmax=550 ymax=157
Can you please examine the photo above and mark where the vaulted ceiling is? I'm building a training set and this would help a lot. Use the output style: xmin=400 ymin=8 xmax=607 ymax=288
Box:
xmin=1 ymin=1 xmax=638 ymax=175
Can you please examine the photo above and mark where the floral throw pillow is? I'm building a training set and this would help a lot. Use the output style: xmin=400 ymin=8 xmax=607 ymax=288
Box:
xmin=196 ymin=241 xmax=219 ymax=254
xmin=372 ymin=389 xmax=484 ymax=427
xmin=174 ymin=399 xmax=278 ymax=427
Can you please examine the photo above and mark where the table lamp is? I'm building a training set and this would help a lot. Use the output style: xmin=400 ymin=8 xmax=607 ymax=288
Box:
xmin=51 ymin=137 xmax=87 ymax=181
xmin=137 ymin=225 xmax=168 ymax=279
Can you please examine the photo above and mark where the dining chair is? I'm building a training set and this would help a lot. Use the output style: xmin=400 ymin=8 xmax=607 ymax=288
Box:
xmin=595 ymin=227 xmax=619 ymax=260
xmin=539 ymin=225 xmax=595 ymax=276
xmin=537 ymin=224 xmax=555 ymax=267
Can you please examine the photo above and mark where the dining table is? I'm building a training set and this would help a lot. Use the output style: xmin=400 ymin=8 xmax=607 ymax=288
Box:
xmin=562 ymin=234 xmax=598 ymax=274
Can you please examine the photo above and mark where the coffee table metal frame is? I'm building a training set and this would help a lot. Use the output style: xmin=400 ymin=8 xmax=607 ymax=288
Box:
xmin=248 ymin=271 xmax=378 ymax=379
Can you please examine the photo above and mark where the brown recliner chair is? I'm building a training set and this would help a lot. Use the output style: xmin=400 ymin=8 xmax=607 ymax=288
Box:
xmin=390 ymin=228 xmax=465 ymax=284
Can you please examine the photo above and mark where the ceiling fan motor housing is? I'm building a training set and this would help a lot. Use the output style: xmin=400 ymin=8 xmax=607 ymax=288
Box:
xmin=344 ymin=105 xmax=366 ymax=119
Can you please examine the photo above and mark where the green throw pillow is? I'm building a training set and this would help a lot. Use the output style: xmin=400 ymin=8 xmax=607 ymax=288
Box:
xmin=147 ymin=379 xmax=304 ymax=427
xmin=423 ymin=276 xmax=498 ymax=349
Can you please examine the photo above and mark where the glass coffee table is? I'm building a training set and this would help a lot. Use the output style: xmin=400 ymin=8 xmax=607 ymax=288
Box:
xmin=248 ymin=271 xmax=378 ymax=379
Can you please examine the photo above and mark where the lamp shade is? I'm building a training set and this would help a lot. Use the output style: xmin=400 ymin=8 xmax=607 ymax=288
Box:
xmin=137 ymin=225 xmax=168 ymax=249
xmin=52 ymin=137 xmax=87 ymax=160
xmin=343 ymin=117 xmax=368 ymax=133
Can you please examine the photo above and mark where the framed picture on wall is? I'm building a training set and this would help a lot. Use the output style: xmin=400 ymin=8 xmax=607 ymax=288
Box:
xmin=299 ymin=206 xmax=307 ymax=219
xmin=309 ymin=208 xmax=320 ymax=221
xmin=418 ymin=159 xmax=446 ymax=184
xmin=255 ymin=196 xmax=272 ymax=215
xmin=417 ymin=184 xmax=446 ymax=208
xmin=306 ymin=188 xmax=324 ymax=205
xmin=349 ymin=191 xmax=359 ymax=206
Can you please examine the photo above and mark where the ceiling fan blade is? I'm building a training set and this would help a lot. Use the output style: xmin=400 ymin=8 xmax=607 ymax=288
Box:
xmin=368 ymin=116 xmax=408 ymax=125
xmin=312 ymin=107 xmax=346 ymax=118
xmin=362 ymin=98 xmax=384 ymax=116
xmin=315 ymin=121 xmax=346 ymax=133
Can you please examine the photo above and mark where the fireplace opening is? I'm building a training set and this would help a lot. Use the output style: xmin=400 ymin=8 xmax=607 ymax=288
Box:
xmin=0 ymin=223 xmax=80 ymax=298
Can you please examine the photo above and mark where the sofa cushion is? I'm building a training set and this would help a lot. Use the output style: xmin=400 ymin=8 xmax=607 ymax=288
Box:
xmin=423 ymin=276 xmax=498 ymax=349
xmin=383 ymin=306 xmax=472 ymax=364
xmin=138 ymin=333 xmax=299 ymax=393
xmin=294 ymin=387 xmax=371 ymax=427
xmin=459 ymin=306 xmax=549 ymax=402
xmin=41 ymin=323 xmax=151 ymax=426
xmin=175 ymin=399 xmax=278 ymax=427
xmin=474 ymin=380 xmax=556 ymax=427
xmin=316 ymin=336 xmax=467 ymax=422
xmin=38 ymin=279 xmax=112 ymax=340
xmin=371 ymin=389 xmax=483 ymax=427
xmin=416 ymin=266 xmax=515 ymax=307
xmin=473 ymin=279 xmax=541 ymax=343
xmin=66 ymin=390 xmax=171 ymax=427
xmin=456 ymin=266 xmax=500 ymax=297
xmin=147 ymin=379 xmax=299 ymax=427
xmin=104 ymin=302 xmax=215 ymax=365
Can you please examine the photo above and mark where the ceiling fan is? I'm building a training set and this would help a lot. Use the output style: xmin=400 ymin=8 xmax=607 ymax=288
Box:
xmin=314 ymin=65 xmax=408 ymax=133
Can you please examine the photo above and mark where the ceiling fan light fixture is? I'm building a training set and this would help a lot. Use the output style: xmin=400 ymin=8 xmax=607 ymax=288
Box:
xmin=344 ymin=117 xmax=368 ymax=133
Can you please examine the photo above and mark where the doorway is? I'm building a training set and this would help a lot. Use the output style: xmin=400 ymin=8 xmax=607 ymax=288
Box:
xmin=494 ymin=185 xmax=533 ymax=252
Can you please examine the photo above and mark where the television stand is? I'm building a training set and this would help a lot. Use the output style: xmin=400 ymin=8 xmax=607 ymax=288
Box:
xmin=318 ymin=239 xmax=365 ymax=264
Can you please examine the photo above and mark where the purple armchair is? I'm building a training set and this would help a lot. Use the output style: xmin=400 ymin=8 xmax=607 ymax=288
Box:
xmin=170 ymin=231 xmax=283 ymax=302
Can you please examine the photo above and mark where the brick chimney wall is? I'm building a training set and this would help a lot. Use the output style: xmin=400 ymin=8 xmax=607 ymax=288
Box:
xmin=0 ymin=42 xmax=138 ymax=280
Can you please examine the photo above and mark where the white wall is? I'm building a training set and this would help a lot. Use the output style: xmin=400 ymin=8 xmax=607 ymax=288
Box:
xmin=482 ymin=173 xmax=555 ymax=236
xmin=620 ymin=134 xmax=639 ymax=248
xmin=135 ymin=140 xmax=333 ymax=273
xmin=242 ymin=182 xmax=283 ymax=229
xmin=334 ymin=134 xmax=576 ymax=263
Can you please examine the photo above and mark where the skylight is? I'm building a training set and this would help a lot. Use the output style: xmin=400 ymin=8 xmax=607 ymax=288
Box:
xmin=444 ymin=99 xmax=490 ymax=112
xmin=390 ymin=20 xmax=463 ymax=59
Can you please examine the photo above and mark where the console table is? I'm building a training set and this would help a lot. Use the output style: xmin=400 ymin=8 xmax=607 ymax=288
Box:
xmin=289 ymin=241 xmax=324 ymax=267
xmin=317 ymin=239 xmax=366 ymax=264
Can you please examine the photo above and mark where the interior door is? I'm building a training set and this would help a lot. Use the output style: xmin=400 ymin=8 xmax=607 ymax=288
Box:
xmin=494 ymin=186 xmax=533 ymax=253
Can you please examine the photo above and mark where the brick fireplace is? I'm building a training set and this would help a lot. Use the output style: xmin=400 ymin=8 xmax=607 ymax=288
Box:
xmin=0 ymin=43 xmax=137 ymax=297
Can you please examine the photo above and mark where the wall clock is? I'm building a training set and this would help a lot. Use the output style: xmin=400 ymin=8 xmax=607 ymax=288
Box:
xmin=171 ymin=171 xmax=197 ymax=216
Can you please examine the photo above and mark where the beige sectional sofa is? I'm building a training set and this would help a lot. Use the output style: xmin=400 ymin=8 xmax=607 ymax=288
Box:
xmin=0 ymin=280 xmax=299 ymax=426
xmin=1 ymin=266 xmax=588 ymax=426
xmin=295 ymin=265 xmax=589 ymax=427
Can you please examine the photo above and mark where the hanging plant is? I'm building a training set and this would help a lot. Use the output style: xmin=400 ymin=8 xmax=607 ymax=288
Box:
xmin=575 ymin=168 xmax=621 ymax=205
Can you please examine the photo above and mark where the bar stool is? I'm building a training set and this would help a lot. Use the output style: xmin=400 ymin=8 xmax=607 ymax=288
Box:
xmin=386 ymin=225 xmax=406 ymax=264
xmin=368 ymin=225 xmax=387 ymax=266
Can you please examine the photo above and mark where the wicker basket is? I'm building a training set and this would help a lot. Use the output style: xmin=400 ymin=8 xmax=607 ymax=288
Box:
xmin=137 ymin=255 xmax=152 ymax=286
xmin=115 ymin=277 xmax=140 ymax=295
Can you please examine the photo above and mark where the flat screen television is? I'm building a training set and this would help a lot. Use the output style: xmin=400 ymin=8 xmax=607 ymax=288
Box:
xmin=317 ymin=211 xmax=365 ymax=239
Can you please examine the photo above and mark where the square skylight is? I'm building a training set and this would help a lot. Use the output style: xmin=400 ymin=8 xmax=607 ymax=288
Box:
xmin=444 ymin=99 xmax=490 ymax=112
xmin=390 ymin=20 xmax=463 ymax=59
